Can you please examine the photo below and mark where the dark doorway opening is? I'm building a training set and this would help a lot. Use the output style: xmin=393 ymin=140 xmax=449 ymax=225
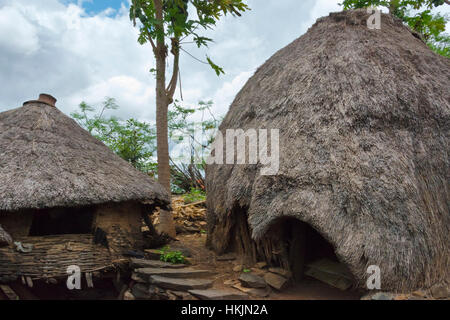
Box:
xmin=265 ymin=217 xmax=342 ymax=282
xmin=29 ymin=206 xmax=95 ymax=236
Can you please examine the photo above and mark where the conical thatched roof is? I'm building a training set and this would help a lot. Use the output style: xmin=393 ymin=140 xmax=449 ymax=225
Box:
xmin=0 ymin=96 xmax=169 ymax=212
xmin=206 ymin=10 xmax=449 ymax=291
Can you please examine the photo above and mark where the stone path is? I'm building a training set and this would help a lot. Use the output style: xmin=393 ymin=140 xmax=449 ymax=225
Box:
xmin=125 ymin=256 xmax=252 ymax=300
xmin=135 ymin=267 xmax=216 ymax=279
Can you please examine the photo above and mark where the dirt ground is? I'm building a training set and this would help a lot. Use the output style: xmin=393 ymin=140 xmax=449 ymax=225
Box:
xmin=173 ymin=233 xmax=363 ymax=300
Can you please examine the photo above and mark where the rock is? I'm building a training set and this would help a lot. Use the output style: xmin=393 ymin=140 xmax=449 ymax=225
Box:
xmin=431 ymin=284 xmax=448 ymax=299
xmin=304 ymin=266 xmax=352 ymax=291
xmin=264 ymin=272 xmax=288 ymax=291
xmin=130 ymin=258 xmax=187 ymax=269
xmin=232 ymin=283 xmax=271 ymax=298
xmin=393 ymin=294 xmax=409 ymax=300
xmin=223 ymin=279 xmax=239 ymax=286
xmin=145 ymin=249 xmax=163 ymax=260
xmin=122 ymin=250 xmax=145 ymax=259
xmin=370 ymin=292 xmax=395 ymax=300
xmin=135 ymin=267 xmax=216 ymax=280
xmin=131 ymin=283 xmax=151 ymax=299
xmin=170 ymin=246 xmax=192 ymax=257
xmin=255 ymin=262 xmax=267 ymax=269
xmin=167 ymin=290 xmax=197 ymax=300
xmin=131 ymin=272 xmax=147 ymax=283
xmin=238 ymin=273 xmax=267 ymax=289
xmin=233 ymin=265 xmax=243 ymax=272
xmin=189 ymin=289 xmax=248 ymax=300
xmin=250 ymin=268 xmax=267 ymax=276
xmin=148 ymin=285 xmax=170 ymax=300
xmin=123 ymin=290 xmax=135 ymax=300
xmin=360 ymin=293 xmax=371 ymax=300
xmin=268 ymin=267 xmax=292 ymax=278
xmin=407 ymin=296 xmax=426 ymax=300
xmin=412 ymin=290 xmax=427 ymax=298
xmin=149 ymin=276 xmax=213 ymax=291
xmin=166 ymin=290 xmax=178 ymax=300
xmin=216 ymin=253 xmax=236 ymax=261
xmin=361 ymin=292 xmax=399 ymax=300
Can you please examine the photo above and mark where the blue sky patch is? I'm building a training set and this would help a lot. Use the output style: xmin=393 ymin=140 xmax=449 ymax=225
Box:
xmin=65 ymin=0 xmax=128 ymax=15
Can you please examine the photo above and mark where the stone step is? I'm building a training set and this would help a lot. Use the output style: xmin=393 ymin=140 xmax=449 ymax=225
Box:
xmin=130 ymin=258 xmax=187 ymax=269
xmin=264 ymin=272 xmax=288 ymax=291
xmin=135 ymin=267 xmax=216 ymax=280
xmin=188 ymin=289 xmax=248 ymax=300
xmin=149 ymin=275 xmax=213 ymax=291
xmin=232 ymin=283 xmax=271 ymax=298
xmin=238 ymin=273 xmax=267 ymax=289
xmin=304 ymin=267 xmax=352 ymax=291
xmin=144 ymin=249 xmax=163 ymax=260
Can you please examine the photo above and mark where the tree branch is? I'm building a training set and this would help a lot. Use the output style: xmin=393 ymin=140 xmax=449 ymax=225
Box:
xmin=145 ymin=30 xmax=157 ymax=52
xmin=166 ymin=37 xmax=180 ymax=101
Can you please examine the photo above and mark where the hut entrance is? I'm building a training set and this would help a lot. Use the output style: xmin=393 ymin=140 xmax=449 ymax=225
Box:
xmin=265 ymin=217 xmax=353 ymax=290
xmin=29 ymin=206 xmax=95 ymax=236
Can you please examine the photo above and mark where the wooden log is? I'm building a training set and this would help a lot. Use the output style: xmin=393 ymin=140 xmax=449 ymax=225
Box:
xmin=0 ymin=285 xmax=19 ymax=300
xmin=179 ymin=200 xmax=206 ymax=208
xmin=0 ymin=234 xmax=114 ymax=281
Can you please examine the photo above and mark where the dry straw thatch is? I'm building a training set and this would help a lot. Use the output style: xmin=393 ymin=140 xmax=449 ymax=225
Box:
xmin=0 ymin=97 xmax=169 ymax=212
xmin=206 ymin=10 xmax=449 ymax=291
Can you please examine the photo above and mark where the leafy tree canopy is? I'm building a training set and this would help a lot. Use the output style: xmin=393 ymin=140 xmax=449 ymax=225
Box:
xmin=341 ymin=0 xmax=450 ymax=57
xmin=71 ymin=97 xmax=220 ymax=192
xmin=130 ymin=0 xmax=250 ymax=75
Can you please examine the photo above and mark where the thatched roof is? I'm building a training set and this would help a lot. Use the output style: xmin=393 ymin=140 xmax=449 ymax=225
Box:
xmin=0 ymin=96 xmax=170 ymax=212
xmin=206 ymin=10 xmax=449 ymax=291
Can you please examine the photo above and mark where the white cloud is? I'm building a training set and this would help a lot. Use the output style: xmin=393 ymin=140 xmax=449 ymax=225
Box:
xmin=0 ymin=6 xmax=40 ymax=54
xmin=211 ymin=71 xmax=254 ymax=117
xmin=1 ymin=0 xmax=447 ymax=124
xmin=66 ymin=75 xmax=155 ymax=120
xmin=0 ymin=0 xmax=154 ymax=118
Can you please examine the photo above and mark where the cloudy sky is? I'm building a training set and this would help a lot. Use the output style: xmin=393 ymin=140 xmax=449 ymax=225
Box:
xmin=0 ymin=0 xmax=449 ymax=122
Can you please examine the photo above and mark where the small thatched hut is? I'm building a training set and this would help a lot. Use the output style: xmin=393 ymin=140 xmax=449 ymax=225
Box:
xmin=206 ymin=10 xmax=449 ymax=292
xmin=0 ymin=94 xmax=169 ymax=283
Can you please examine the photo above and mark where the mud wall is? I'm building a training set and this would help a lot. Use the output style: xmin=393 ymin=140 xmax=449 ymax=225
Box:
xmin=94 ymin=201 xmax=143 ymax=255
xmin=0 ymin=210 xmax=33 ymax=238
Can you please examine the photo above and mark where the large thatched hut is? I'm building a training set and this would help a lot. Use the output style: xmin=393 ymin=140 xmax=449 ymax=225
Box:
xmin=0 ymin=94 xmax=169 ymax=283
xmin=206 ymin=10 xmax=449 ymax=292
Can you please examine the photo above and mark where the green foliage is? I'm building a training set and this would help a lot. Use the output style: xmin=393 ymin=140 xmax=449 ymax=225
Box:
xmin=130 ymin=0 xmax=250 ymax=75
xmin=71 ymin=97 xmax=221 ymax=191
xmin=183 ymin=187 xmax=206 ymax=203
xmin=169 ymin=100 xmax=221 ymax=152
xmin=71 ymin=98 xmax=157 ymax=172
xmin=404 ymin=11 xmax=450 ymax=57
xmin=243 ymin=268 xmax=251 ymax=273
xmin=168 ymin=100 xmax=221 ymax=193
xmin=158 ymin=246 xmax=187 ymax=264
xmin=427 ymin=32 xmax=450 ymax=57
xmin=340 ymin=0 xmax=450 ymax=58
xmin=206 ymin=56 xmax=225 ymax=76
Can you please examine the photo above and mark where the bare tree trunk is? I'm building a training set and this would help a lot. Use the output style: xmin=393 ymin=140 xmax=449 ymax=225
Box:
xmin=155 ymin=54 xmax=170 ymax=192
xmin=388 ymin=0 xmax=399 ymax=14
xmin=154 ymin=0 xmax=176 ymax=237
